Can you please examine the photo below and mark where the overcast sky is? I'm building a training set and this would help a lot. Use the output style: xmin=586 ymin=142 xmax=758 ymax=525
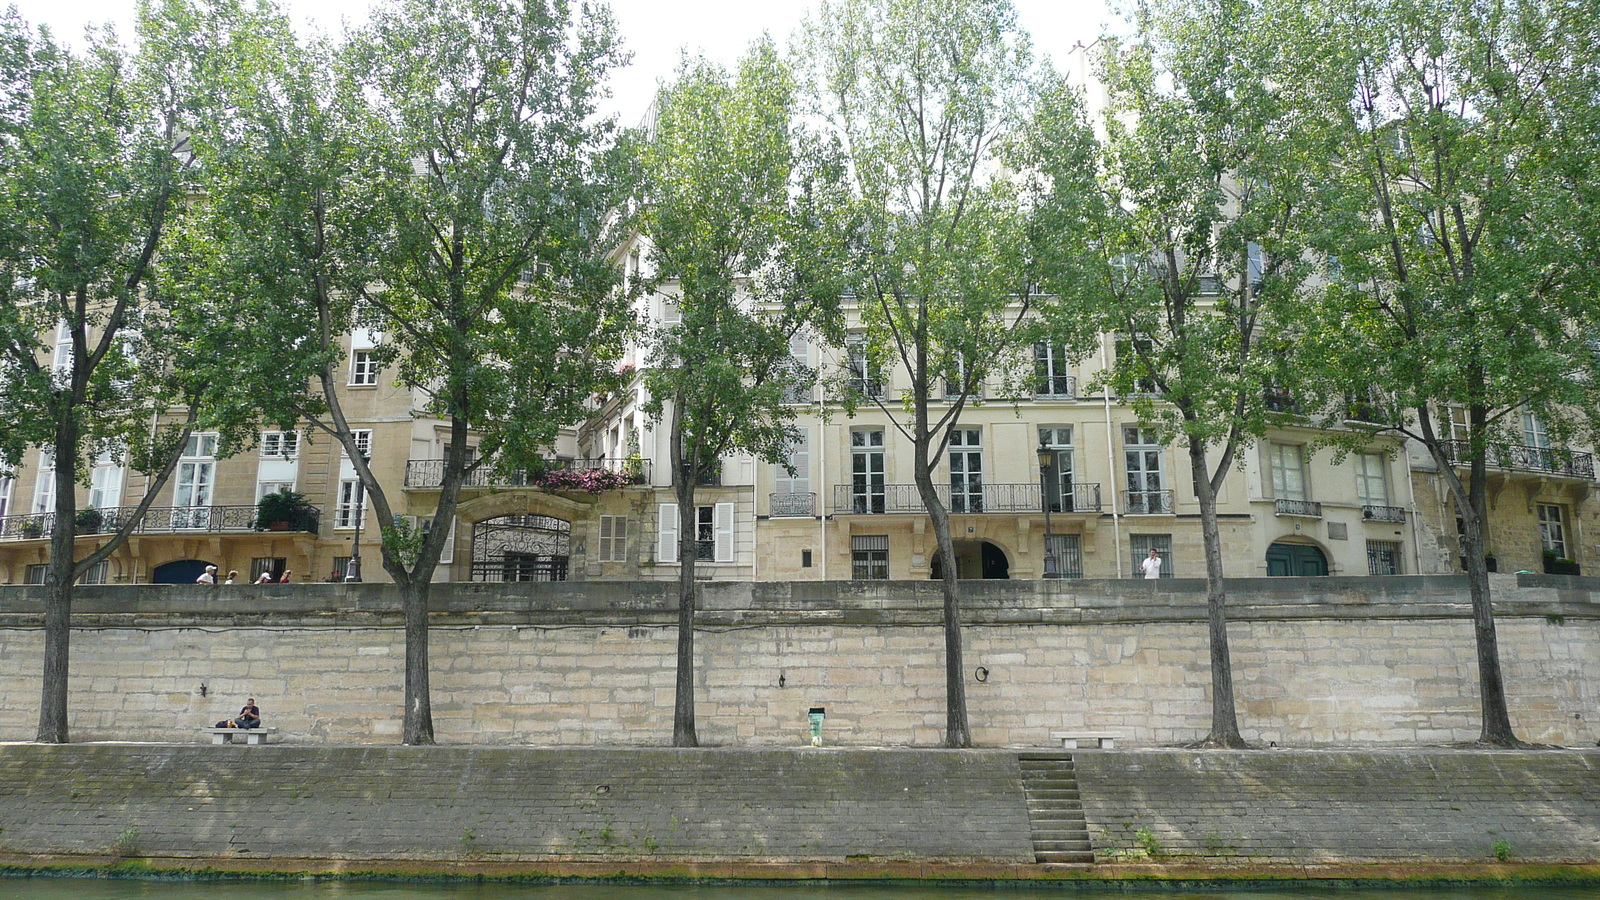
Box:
xmin=10 ymin=0 xmax=1118 ymax=121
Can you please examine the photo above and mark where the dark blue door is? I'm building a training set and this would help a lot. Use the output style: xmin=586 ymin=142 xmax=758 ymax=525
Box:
xmin=152 ymin=559 xmax=213 ymax=584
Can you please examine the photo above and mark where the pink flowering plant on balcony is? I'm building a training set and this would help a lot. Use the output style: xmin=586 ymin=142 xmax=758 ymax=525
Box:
xmin=531 ymin=467 xmax=634 ymax=492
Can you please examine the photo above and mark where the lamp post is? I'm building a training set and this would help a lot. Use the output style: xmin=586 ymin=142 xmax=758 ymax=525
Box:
xmin=344 ymin=467 xmax=366 ymax=584
xmin=1037 ymin=438 xmax=1056 ymax=578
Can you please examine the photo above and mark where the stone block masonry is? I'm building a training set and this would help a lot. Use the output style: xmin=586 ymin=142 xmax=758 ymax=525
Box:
xmin=0 ymin=574 xmax=1595 ymax=747
xmin=1075 ymin=749 xmax=1600 ymax=863
xmin=0 ymin=745 xmax=1035 ymax=864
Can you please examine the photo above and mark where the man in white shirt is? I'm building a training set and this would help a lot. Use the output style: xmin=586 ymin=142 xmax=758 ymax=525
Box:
xmin=196 ymin=565 xmax=217 ymax=585
xmin=1140 ymin=548 xmax=1162 ymax=580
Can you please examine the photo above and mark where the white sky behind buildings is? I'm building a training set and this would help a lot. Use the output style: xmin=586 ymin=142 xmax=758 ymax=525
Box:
xmin=10 ymin=0 xmax=1117 ymax=122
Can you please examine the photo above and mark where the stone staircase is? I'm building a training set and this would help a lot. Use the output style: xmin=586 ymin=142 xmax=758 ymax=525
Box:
xmin=1018 ymin=751 xmax=1095 ymax=864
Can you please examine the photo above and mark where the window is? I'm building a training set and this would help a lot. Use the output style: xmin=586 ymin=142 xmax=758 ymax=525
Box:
xmin=1034 ymin=343 xmax=1075 ymax=398
xmin=1367 ymin=540 xmax=1402 ymax=576
xmin=1114 ymin=336 xmax=1161 ymax=395
xmin=781 ymin=333 xmax=811 ymax=404
xmin=1270 ymin=443 xmax=1307 ymax=501
xmin=599 ymin=515 xmax=628 ymax=563
xmin=251 ymin=557 xmax=286 ymax=581
xmin=332 ymin=556 xmax=351 ymax=581
xmin=174 ymin=435 xmax=218 ymax=529
xmin=1522 ymin=411 xmax=1551 ymax=468
xmin=32 ymin=447 xmax=55 ymax=514
xmin=656 ymin=502 xmax=732 ymax=563
xmin=0 ymin=474 xmax=11 ymax=519
xmin=851 ymin=429 xmax=886 ymax=514
xmin=257 ymin=481 xmax=296 ymax=502
xmin=1354 ymin=453 xmax=1388 ymax=506
xmin=1039 ymin=426 xmax=1075 ymax=512
xmin=1538 ymin=504 xmax=1567 ymax=558
xmin=846 ymin=340 xmax=884 ymax=399
xmin=335 ymin=479 xmax=366 ymax=529
xmin=774 ymin=427 xmax=811 ymax=507
xmin=1129 ymin=534 xmax=1174 ymax=578
xmin=948 ymin=428 xmax=984 ymax=513
xmin=89 ymin=450 xmax=124 ymax=510
xmin=1123 ymin=427 xmax=1168 ymax=514
xmin=851 ymin=534 xmax=889 ymax=580
xmin=261 ymin=431 xmax=299 ymax=459
xmin=1046 ymin=533 xmax=1083 ymax=579
xmin=350 ymin=350 xmax=379 ymax=386
xmin=345 ymin=429 xmax=373 ymax=459
xmin=943 ymin=355 xmax=980 ymax=400
xmin=661 ymin=295 xmax=681 ymax=325
xmin=78 ymin=560 xmax=109 ymax=585
xmin=1247 ymin=241 xmax=1264 ymax=288
xmin=51 ymin=319 xmax=72 ymax=377
xmin=25 ymin=563 xmax=48 ymax=585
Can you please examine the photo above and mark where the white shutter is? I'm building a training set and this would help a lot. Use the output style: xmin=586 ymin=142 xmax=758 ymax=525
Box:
xmin=713 ymin=502 xmax=734 ymax=563
xmin=658 ymin=503 xmax=678 ymax=563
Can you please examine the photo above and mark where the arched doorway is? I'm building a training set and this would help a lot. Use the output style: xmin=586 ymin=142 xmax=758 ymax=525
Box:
xmin=152 ymin=559 xmax=213 ymax=584
xmin=930 ymin=540 xmax=1011 ymax=579
xmin=1266 ymin=542 xmax=1328 ymax=576
xmin=471 ymin=514 xmax=571 ymax=582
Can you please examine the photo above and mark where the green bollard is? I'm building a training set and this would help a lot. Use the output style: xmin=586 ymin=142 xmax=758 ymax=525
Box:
xmin=808 ymin=706 xmax=825 ymax=746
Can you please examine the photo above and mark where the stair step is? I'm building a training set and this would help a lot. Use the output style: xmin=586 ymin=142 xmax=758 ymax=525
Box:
xmin=1037 ymin=851 xmax=1096 ymax=864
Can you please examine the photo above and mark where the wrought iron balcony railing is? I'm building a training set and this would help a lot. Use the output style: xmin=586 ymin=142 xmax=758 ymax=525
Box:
xmin=1439 ymin=441 xmax=1595 ymax=480
xmin=1122 ymin=490 xmax=1174 ymax=515
xmin=0 ymin=504 xmax=320 ymax=541
xmin=405 ymin=457 xmax=650 ymax=489
xmin=1361 ymin=505 xmax=1407 ymax=523
xmin=768 ymin=492 xmax=817 ymax=517
xmin=831 ymin=482 xmax=1103 ymax=515
xmin=1274 ymin=498 xmax=1323 ymax=518
xmin=1043 ymin=483 xmax=1103 ymax=513
xmin=1034 ymin=375 xmax=1077 ymax=399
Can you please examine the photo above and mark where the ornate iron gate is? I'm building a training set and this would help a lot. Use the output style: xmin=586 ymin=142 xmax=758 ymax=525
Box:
xmin=470 ymin=514 xmax=571 ymax=582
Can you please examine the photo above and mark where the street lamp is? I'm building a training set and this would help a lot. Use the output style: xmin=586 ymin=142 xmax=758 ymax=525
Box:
xmin=344 ymin=467 xmax=366 ymax=584
xmin=1037 ymin=437 xmax=1057 ymax=578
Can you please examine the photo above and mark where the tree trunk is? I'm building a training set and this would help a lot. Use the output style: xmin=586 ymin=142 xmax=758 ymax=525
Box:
xmin=401 ymin=578 xmax=435 ymax=745
xmin=1459 ymin=453 xmax=1519 ymax=746
xmin=37 ymin=418 xmax=81 ymax=743
xmin=673 ymin=479 xmax=699 ymax=747
xmin=1188 ymin=437 xmax=1247 ymax=748
xmin=915 ymin=456 xmax=969 ymax=748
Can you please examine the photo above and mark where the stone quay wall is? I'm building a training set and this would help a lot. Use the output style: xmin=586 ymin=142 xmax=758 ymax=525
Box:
xmin=0 ymin=574 xmax=1595 ymax=748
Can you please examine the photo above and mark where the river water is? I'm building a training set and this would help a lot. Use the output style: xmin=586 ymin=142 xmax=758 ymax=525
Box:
xmin=4 ymin=879 xmax=1600 ymax=900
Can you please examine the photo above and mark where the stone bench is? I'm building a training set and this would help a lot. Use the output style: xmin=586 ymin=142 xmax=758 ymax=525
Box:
xmin=1050 ymin=730 xmax=1119 ymax=750
xmin=203 ymin=726 xmax=278 ymax=745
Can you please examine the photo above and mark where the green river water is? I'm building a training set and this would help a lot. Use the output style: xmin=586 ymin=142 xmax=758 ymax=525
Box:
xmin=3 ymin=879 xmax=1600 ymax=900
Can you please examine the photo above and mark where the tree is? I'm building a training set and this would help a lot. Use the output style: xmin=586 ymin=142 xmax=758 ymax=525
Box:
xmin=0 ymin=0 xmax=310 ymax=743
xmin=188 ymin=0 xmax=633 ymax=744
xmin=797 ymin=0 xmax=1044 ymax=748
xmin=635 ymin=40 xmax=849 ymax=746
xmin=1025 ymin=0 xmax=1328 ymax=747
xmin=1275 ymin=0 xmax=1600 ymax=745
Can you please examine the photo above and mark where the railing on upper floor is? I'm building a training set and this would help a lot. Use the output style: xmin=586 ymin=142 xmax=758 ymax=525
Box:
xmin=769 ymin=492 xmax=817 ymax=518
xmin=831 ymin=482 xmax=1103 ymax=515
xmin=1438 ymin=441 xmax=1595 ymax=480
xmin=1122 ymin=489 xmax=1174 ymax=515
xmin=0 ymin=504 xmax=320 ymax=541
xmin=1274 ymin=498 xmax=1323 ymax=518
xmin=1361 ymin=505 xmax=1407 ymax=524
xmin=404 ymin=457 xmax=650 ymax=489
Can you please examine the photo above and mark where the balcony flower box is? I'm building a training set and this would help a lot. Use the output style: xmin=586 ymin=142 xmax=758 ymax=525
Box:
xmin=1543 ymin=557 xmax=1581 ymax=576
xmin=74 ymin=507 xmax=104 ymax=534
xmin=20 ymin=518 xmax=44 ymax=539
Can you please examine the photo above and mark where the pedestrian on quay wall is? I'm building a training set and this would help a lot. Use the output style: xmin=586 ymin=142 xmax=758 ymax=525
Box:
xmin=1140 ymin=548 xmax=1162 ymax=580
xmin=279 ymin=569 xmax=293 ymax=584
xmin=196 ymin=565 xmax=217 ymax=585
xmin=254 ymin=570 xmax=275 ymax=584
xmin=224 ymin=570 xmax=238 ymax=585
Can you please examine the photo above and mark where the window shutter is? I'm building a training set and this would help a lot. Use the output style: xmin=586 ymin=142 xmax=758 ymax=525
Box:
xmin=714 ymin=502 xmax=734 ymax=563
xmin=658 ymin=503 xmax=678 ymax=562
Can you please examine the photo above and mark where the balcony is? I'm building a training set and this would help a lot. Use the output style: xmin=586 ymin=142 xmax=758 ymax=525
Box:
xmin=405 ymin=457 xmax=649 ymax=489
xmin=1439 ymin=441 xmax=1595 ymax=480
xmin=1034 ymin=375 xmax=1077 ymax=400
xmin=1361 ymin=505 xmax=1407 ymax=523
xmin=769 ymin=492 xmax=817 ymax=517
xmin=1274 ymin=498 xmax=1323 ymax=518
xmin=0 ymin=505 xmax=320 ymax=541
xmin=832 ymin=482 xmax=1103 ymax=515
xmin=1123 ymin=490 xmax=1174 ymax=515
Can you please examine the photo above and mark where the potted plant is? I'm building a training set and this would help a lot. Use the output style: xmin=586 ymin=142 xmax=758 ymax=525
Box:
xmin=75 ymin=507 xmax=104 ymax=534
xmin=19 ymin=516 xmax=44 ymax=539
xmin=1543 ymin=550 xmax=1581 ymax=576
xmin=255 ymin=489 xmax=313 ymax=532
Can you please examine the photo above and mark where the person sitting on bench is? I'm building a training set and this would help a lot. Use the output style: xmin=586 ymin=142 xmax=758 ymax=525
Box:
xmin=216 ymin=698 xmax=261 ymax=730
